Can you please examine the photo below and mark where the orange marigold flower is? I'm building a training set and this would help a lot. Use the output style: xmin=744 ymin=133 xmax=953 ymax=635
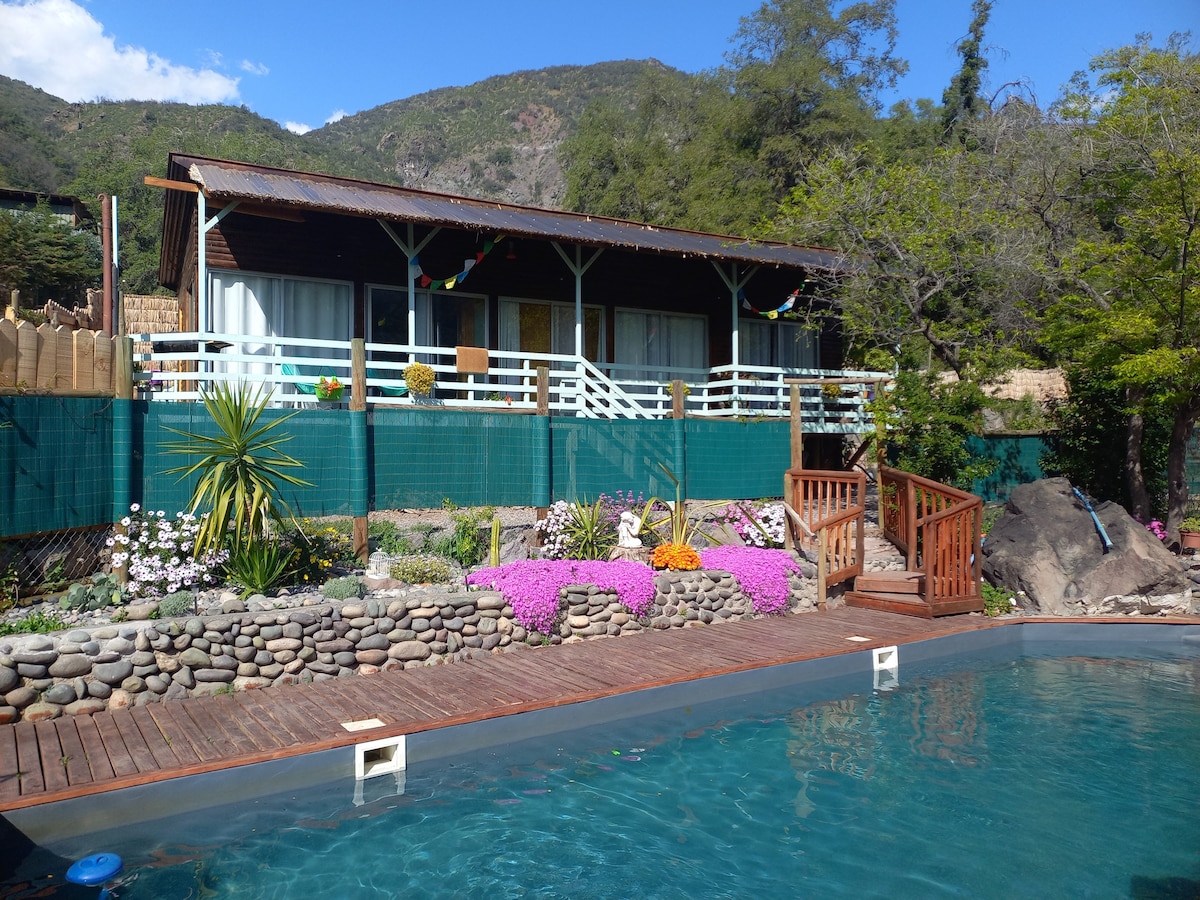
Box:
xmin=651 ymin=542 xmax=701 ymax=571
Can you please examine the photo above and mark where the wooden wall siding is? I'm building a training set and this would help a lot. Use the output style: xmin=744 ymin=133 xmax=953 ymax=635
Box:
xmin=0 ymin=320 xmax=116 ymax=393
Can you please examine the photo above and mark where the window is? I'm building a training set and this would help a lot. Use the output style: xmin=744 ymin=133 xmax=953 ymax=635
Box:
xmin=498 ymin=299 xmax=603 ymax=362
xmin=207 ymin=271 xmax=351 ymax=377
xmin=614 ymin=309 xmax=706 ymax=381
xmin=740 ymin=319 xmax=817 ymax=370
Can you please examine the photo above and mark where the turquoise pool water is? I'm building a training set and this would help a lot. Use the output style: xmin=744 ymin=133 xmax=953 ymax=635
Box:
xmin=19 ymin=640 xmax=1200 ymax=898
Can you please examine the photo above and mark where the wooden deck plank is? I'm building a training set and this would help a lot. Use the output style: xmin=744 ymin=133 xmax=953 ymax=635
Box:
xmin=93 ymin=712 xmax=143 ymax=777
xmin=51 ymin=718 xmax=93 ymax=786
xmin=231 ymin=689 xmax=323 ymax=746
xmin=13 ymin=723 xmax=44 ymax=796
xmin=207 ymin=693 xmax=287 ymax=751
xmin=142 ymin=704 xmax=208 ymax=765
xmin=0 ymin=723 xmax=20 ymax=801
xmin=33 ymin=721 xmax=69 ymax=794
xmin=71 ymin=715 xmax=117 ymax=783
xmin=127 ymin=706 xmax=184 ymax=770
xmin=0 ymin=609 xmax=1187 ymax=812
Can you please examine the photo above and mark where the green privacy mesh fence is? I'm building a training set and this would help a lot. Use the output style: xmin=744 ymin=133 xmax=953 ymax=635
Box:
xmin=967 ymin=434 xmax=1048 ymax=503
xmin=4 ymin=394 xmax=1072 ymax=540
xmin=684 ymin=419 xmax=792 ymax=499
xmin=136 ymin=403 xmax=356 ymax=520
xmin=1 ymin=396 xmax=113 ymax=536
xmin=372 ymin=408 xmax=546 ymax=509
xmin=549 ymin=419 xmax=681 ymax=501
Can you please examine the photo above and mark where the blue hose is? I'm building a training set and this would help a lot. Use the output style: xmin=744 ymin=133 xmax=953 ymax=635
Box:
xmin=1073 ymin=487 xmax=1114 ymax=553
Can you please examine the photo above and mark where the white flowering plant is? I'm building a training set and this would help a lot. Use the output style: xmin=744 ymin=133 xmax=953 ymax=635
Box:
xmin=718 ymin=501 xmax=787 ymax=549
xmin=108 ymin=504 xmax=228 ymax=598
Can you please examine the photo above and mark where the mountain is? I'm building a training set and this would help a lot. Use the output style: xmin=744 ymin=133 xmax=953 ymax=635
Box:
xmin=0 ymin=60 xmax=684 ymax=292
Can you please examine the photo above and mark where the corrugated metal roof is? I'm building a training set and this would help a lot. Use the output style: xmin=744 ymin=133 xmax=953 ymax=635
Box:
xmin=171 ymin=154 xmax=844 ymax=271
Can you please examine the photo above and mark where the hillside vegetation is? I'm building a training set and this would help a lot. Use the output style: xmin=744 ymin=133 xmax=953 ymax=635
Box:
xmin=0 ymin=60 xmax=680 ymax=293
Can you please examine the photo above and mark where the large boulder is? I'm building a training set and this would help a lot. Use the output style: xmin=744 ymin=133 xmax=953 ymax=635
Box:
xmin=982 ymin=478 xmax=1190 ymax=616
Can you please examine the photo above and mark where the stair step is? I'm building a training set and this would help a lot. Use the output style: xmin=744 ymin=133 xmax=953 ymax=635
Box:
xmin=844 ymin=590 xmax=933 ymax=618
xmin=855 ymin=570 xmax=924 ymax=594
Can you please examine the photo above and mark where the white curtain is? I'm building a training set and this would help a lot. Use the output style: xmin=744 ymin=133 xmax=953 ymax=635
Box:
xmin=615 ymin=310 xmax=706 ymax=380
xmin=208 ymin=271 xmax=275 ymax=377
xmin=282 ymin=280 xmax=351 ymax=359
xmin=740 ymin=319 xmax=817 ymax=370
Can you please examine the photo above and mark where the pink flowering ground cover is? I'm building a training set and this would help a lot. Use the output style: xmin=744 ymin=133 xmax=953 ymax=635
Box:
xmin=467 ymin=559 xmax=656 ymax=634
xmin=700 ymin=546 xmax=801 ymax=615
xmin=469 ymin=546 xmax=804 ymax=633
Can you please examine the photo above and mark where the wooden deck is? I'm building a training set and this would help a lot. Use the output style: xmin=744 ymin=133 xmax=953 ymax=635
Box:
xmin=0 ymin=608 xmax=1187 ymax=812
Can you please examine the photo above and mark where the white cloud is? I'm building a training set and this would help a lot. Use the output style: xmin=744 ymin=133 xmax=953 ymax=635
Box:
xmin=285 ymin=121 xmax=312 ymax=135
xmin=241 ymin=60 xmax=269 ymax=77
xmin=325 ymin=109 xmax=347 ymax=124
xmin=0 ymin=0 xmax=240 ymax=103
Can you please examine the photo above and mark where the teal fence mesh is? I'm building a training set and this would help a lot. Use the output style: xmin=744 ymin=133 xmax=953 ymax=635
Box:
xmin=136 ymin=403 xmax=355 ymax=520
xmin=968 ymin=434 xmax=1048 ymax=503
xmin=372 ymin=409 xmax=544 ymax=509
xmin=3 ymin=394 xmax=1065 ymax=539
xmin=1 ymin=396 xmax=113 ymax=536
xmin=685 ymin=419 xmax=792 ymax=499
xmin=549 ymin=419 xmax=680 ymax=501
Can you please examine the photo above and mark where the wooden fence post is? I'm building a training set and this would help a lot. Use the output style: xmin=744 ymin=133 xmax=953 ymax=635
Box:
xmin=534 ymin=366 xmax=550 ymax=524
xmin=350 ymin=338 xmax=369 ymax=563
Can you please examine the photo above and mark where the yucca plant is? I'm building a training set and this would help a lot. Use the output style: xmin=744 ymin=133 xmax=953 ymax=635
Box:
xmin=223 ymin=539 xmax=295 ymax=597
xmin=163 ymin=381 xmax=312 ymax=556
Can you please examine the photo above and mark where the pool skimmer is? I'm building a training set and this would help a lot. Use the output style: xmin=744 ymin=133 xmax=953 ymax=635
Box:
xmin=872 ymin=645 xmax=899 ymax=691
xmin=354 ymin=734 xmax=407 ymax=780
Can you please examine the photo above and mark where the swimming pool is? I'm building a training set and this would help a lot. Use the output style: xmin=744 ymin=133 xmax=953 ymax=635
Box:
xmin=6 ymin=623 xmax=1200 ymax=898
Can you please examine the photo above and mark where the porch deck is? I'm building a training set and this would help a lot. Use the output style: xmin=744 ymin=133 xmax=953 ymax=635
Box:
xmin=0 ymin=607 xmax=999 ymax=813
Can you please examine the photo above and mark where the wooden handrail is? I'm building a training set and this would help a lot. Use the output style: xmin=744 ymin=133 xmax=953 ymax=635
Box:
xmin=879 ymin=465 xmax=982 ymax=606
xmin=784 ymin=468 xmax=867 ymax=606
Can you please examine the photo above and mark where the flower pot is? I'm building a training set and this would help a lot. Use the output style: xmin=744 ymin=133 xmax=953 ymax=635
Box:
xmin=315 ymin=386 xmax=344 ymax=402
xmin=1180 ymin=530 xmax=1200 ymax=550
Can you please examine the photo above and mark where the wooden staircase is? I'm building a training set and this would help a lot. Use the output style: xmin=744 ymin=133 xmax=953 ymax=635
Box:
xmin=786 ymin=465 xmax=984 ymax=618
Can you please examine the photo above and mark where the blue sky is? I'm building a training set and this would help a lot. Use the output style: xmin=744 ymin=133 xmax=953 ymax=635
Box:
xmin=0 ymin=0 xmax=1194 ymax=134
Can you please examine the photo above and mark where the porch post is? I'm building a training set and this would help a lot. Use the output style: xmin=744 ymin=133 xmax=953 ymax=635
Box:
xmin=551 ymin=243 xmax=602 ymax=361
xmin=406 ymin=224 xmax=417 ymax=362
xmin=196 ymin=191 xmax=206 ymax=332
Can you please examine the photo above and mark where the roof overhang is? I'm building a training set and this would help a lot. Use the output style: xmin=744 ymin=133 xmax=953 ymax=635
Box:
xmin=158 ymin=153 xmax=846 ymax=290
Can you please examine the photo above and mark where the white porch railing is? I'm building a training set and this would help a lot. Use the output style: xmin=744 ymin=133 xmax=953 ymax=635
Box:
xmin=131 ymin=332 xmax=886 ymax=429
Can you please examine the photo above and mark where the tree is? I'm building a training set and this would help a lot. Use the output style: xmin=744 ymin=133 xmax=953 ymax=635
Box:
xmin=769 ymin=143 xmax=1042 ymax=379
xmin=563 ymin=0 xmax=908 ymax=231
xmin=941 ymin=0 xmax=991 ymax=143
xmin=0 ymin=201 xmax=101 ymax=305
xmin=1043 ymin=35 xmax=1200 ymax=535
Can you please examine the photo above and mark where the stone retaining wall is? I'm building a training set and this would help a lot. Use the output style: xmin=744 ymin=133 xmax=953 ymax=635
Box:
xmin=0 ymin=569 xmax=816 ymax=724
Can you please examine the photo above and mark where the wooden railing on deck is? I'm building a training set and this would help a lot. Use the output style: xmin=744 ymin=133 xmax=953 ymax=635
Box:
xmin=878 ymin=466 xmax=982 ymax=607
xmin=784 ymin=468 xmax=866 ymax=605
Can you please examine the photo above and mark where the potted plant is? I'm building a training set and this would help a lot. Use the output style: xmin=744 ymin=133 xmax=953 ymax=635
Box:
xmin=1179 ymin=516 xmax=1200 ymax=550
xmin=403 ymin=362 xmax=436 ymax=398
xmin=315 ymin=376 xmax=343 ymax=401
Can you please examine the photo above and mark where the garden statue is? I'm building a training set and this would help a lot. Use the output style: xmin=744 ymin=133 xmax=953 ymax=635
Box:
xmin=617 ymin=510 xmax=643 ymax=548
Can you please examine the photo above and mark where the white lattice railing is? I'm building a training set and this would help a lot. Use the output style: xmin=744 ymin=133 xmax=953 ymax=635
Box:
xmin=131 ymin=332 xmax=886 ymax=429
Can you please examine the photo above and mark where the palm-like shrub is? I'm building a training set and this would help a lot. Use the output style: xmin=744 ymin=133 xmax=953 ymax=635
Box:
xmin=163 ymin=382 xmax=311 ymax=555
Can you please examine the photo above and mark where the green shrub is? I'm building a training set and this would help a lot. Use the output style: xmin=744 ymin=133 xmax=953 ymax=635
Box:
xmin=59 ymin=574 xmax=126 ymax=611
xmin=0 ymin=609 xmax=67 ymax=636
xmin=370 ymin=521 xmax=425 ymax=556
xmin=435 ymin=501 xmax=494 ymax=566
xmin=389 ymin=555 xmax=454 ymax=584
xmin=224 ymin=540 xmax=293 ymax=597
xmin=322 ymin=575 xmax=363 ymax=600
xmin=158 ymin=590 xmax=195 ymax=618
xmin=981 ymin=582 xmax=1016 ymax=617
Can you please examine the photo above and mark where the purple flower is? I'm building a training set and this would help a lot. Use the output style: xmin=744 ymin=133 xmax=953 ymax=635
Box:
xmin=700 ymin=546 xmax=801 ymax=615
xmin=468 ymin=559 xmax=656 ymax=632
